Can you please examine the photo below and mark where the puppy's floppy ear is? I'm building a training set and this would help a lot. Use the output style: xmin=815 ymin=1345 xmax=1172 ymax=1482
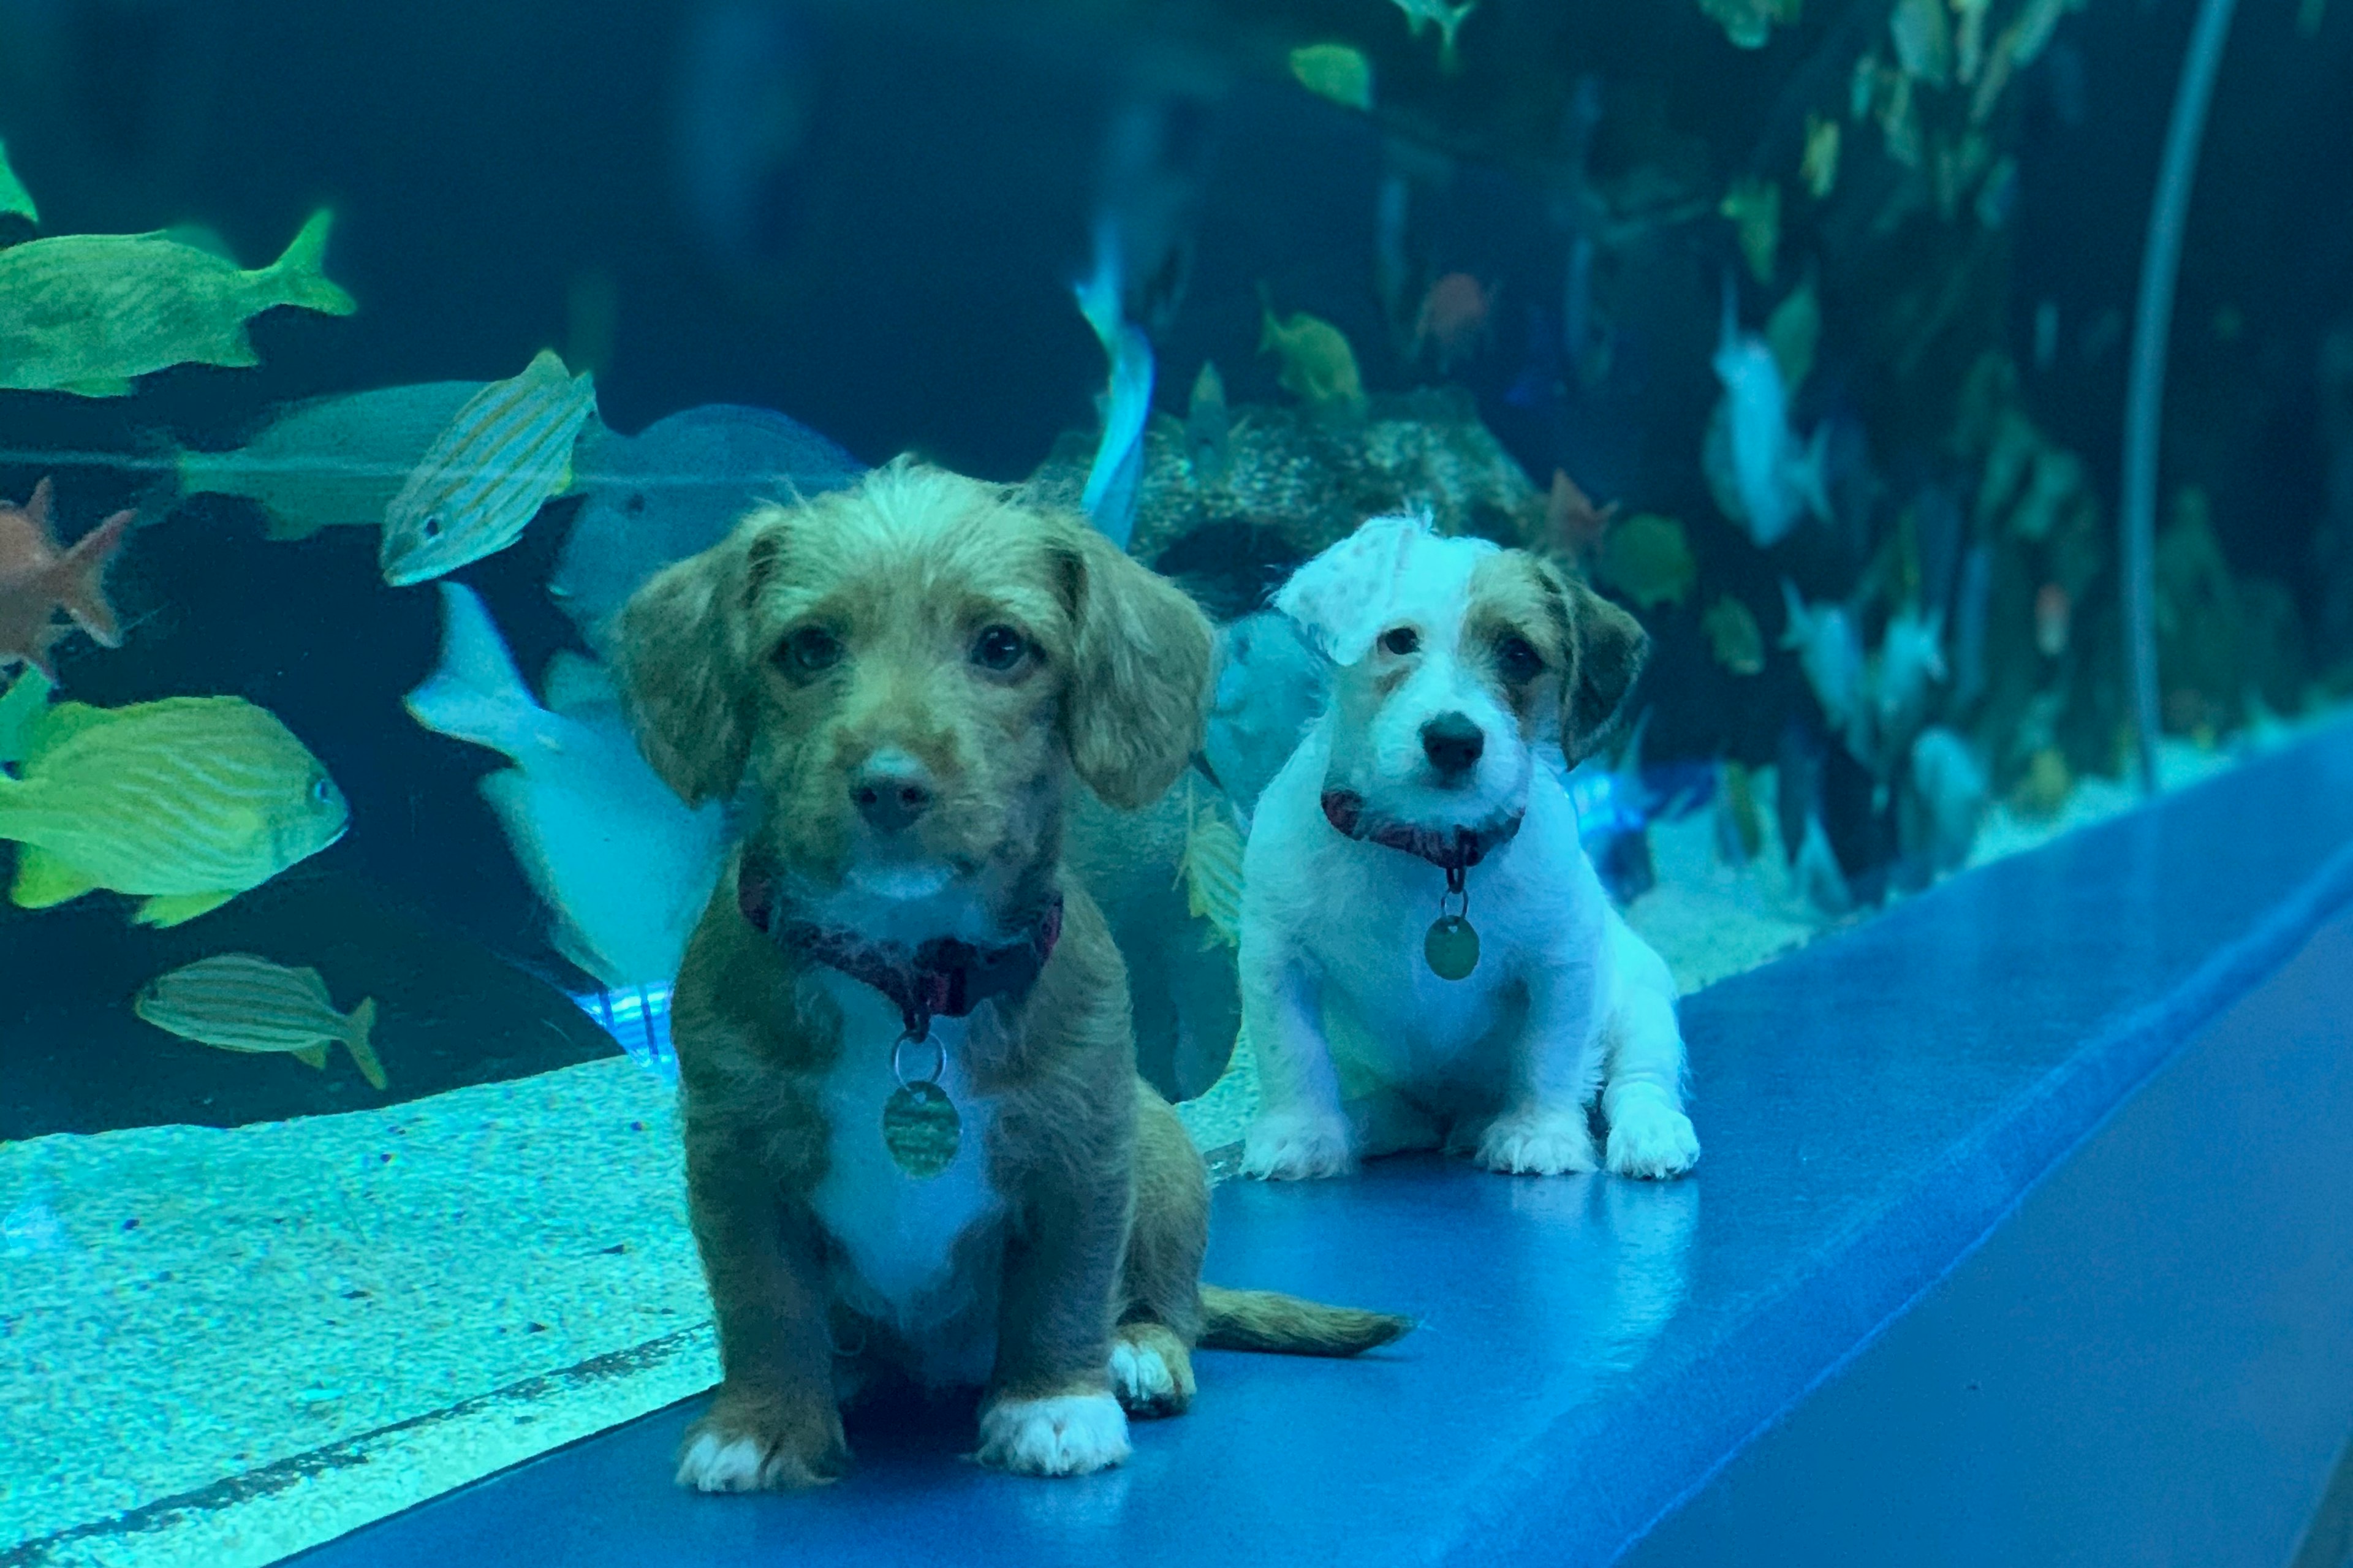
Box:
xmin=1543 ymin=562 xmax=1649 ymax=765
xmin=612 ymin=513 xmax=773 ymax=806
xmin=1273 ymin=510 xmax=1434 ymax=665
xmin=1058 ymin=522 xmax=1214 ymax=809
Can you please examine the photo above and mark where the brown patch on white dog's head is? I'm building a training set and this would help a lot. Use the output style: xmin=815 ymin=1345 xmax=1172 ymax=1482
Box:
xmin=613 ymin=458 xmax=1212 ymax=925
xmin=1484 ymin=553 xmax=1650 ymax=765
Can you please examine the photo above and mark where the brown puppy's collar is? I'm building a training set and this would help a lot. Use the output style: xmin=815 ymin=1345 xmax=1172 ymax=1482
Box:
xmin=737 ymin=862 xmax=1064 ymax=1043
xmin=1320 ymin=789 xmax=1524 ymax=878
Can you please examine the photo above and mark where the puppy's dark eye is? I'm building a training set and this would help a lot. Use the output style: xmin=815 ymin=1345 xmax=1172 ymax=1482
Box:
xmin=1379 ymin=626 xmax=1420 ymax=656
xmin=972 ymin=624 xmax=1030 ymax=672
xmin=780 ymin=626 xmax=842 ymax=673
xmin=1496 ymin=634 xmax=1545 ymax=683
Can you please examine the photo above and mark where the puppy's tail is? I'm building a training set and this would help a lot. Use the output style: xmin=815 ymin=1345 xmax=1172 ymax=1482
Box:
xmin=1197 ymin=1284 xmax=1413 ymax=1357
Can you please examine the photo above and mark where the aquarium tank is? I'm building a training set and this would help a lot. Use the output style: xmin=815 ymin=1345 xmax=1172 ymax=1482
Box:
xmin=2 ymin=0 xmax=2347 ymax=1560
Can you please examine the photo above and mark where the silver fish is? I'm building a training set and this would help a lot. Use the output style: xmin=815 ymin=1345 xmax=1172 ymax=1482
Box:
xmin=379 ymin=349 xmax=597 ymax=586
xmin=405 ymin=583 xmax=728 ymax=987
xmin=551 ymin=404 xmax=858 ymax=650
xmin=135 ymin=953 xmax=387 ymax=1088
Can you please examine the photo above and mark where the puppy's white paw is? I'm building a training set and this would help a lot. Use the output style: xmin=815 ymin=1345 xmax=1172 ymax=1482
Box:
xmin=1476 ymin=1108 xmax=1599 ymax=1176
xmin=677 ymin=1433 xmax=785 ymax=1493
xmin=1241 ymin=1109 xmax=1357 ymax=1180
xmin=1605 ymin=1094 xmax=1700 ymax=1179
xmin=974 ymin=1392 xmax=1131 ymax=1477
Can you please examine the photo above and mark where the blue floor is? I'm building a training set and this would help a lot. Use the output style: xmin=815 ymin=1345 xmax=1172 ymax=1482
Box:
xmin=296 ymin=724 xmax=2353 ymax=1568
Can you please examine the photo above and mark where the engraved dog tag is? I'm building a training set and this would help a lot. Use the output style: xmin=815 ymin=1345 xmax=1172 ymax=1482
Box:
xmin=1424 ymin=914 xmax=1482 ymax=981
xmin=881 ymin=1080 xmax=961 ymax=1179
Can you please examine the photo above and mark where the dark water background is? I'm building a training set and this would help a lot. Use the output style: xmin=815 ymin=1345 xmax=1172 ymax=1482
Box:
xmin=1 ymin=0 xmax=2349 ymax=1135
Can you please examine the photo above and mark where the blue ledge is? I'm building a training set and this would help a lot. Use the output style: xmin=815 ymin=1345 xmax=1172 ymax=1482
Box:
xmin=297 ymin=723 xmax=2353 ymax=1568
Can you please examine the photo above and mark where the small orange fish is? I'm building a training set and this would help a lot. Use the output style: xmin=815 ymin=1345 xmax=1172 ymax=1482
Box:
xmin=1413 ymin=272 xmax=1493 ymax=371
xmin=2034 ymin=581 xmax=2070 ymax=657
xmin=1545 ymin=468 xmax=1620 ymax=555
xmin=0 ymin=478 xmax=131 ymax=678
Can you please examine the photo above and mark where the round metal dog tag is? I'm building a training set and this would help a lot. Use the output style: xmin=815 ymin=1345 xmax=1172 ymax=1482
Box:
xmin=1424 ymin=914 xmax=1481 ymax=981
xmin=882 ymin=1080 xmax=961 ymax=1179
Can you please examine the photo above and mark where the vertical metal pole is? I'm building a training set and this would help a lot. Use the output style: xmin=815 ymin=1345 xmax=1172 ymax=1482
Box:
xmin=2121 ymin=0 xmax=2241 ymax=792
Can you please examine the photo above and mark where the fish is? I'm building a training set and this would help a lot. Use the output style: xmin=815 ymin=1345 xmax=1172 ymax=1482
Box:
xmin=405 ymin=583 xmax=729 ymax=987
xmin=1412 ymin=273 xmax=1494 ymax=371
xmin=1719 ymin=178 xmax=1780 ymax=286
xmin=2007 ymin=444 xmax=2085 ymax=543
xmin=0 ymin=668 xmax=53 ymax=767
xmin=1869 ymin=602 xmax=1946 ymax=744
xmin=1074 ymin=221 xmax=1154 ymax=547
xmin=1716 ymin=759 xmax=1764 ymax=863
xmin=1289 ymin=44 xmax=1374 ymax=112
xmin=1697 ymin=0 xmax=1798 ymax=49
xmin=2034 ymin=581 xmax=2071 ymax=657
xmin=135 ymin=953 xmax=387 ymax=1090
xmin=1953 ymin=0 xmax=1993 ymax=81
xmin=2011 ymin=746 xmax=2072 ymax=817
xmin=1257 ymin=285 xmax=1366 ymax=418
xmin=1559 ymin=709 xmax=1663 ymax=903
xmin=1176 ymin=784 xmax=1245 ymax=949
xmin=1705 ymin=282 xmax=1832 ymax=548
xmin=0 ymin=695 xmax=347 ymax=926
xmin=1764 ymin=272 xmax=1821 ymax=395
xmin=172 ymin=381 xmax=496 ymax=542
xmin=1779 ymin=580 xmax=1868 ymax=753
xmin=1386 ymin=0 xmax=1479 ymax=67
xmin=1702 ymin=595 xmax=1766 ymax=675
xmin=552 ymin=404 xmax=860 ymax=650
xmin=379 ymin=349 xmax=599 ymax=587
xmin=0 ymin=479 xmax=131 ymax=678
xmin=1594 ymin=513 xmax=1696 ymax=610
xmin=1184 ymin=362 xmax=1231 ymax=486
xmin=1889 ymin=0 xmax=1953 ymax=88
xmin=1792 ymin=813 xmax=1854 ymax=915
xmin=1904 ymin=727 xmax=1985 ymax=873
xmin=0 ymin=208 xmax=354 ymax=397
xmin=1203 ymin=610 xmax=1328 ymax=825
xmin=1800 ymin=115 xmax=1841 ymax=200
xmin=1545 ymin=469 xmax=1618 ymax=556
xmin=0 ymin=140 xmax=36 ymax=225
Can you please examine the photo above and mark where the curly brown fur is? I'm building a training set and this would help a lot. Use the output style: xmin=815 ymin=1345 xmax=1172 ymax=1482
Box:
xmin=615 ymin=460 xmax=1406 ymax=1491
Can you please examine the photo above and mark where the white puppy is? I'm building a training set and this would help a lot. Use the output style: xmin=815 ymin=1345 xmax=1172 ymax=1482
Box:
xmin=1238 ymin=513 xmax=1700 ymax=1181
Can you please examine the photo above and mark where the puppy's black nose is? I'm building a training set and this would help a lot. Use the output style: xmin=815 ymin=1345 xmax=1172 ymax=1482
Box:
xmin=851 ymin=754 xmax=934 ymax=834
xmin=1421 ymin=712 xmax=1486 ymax=778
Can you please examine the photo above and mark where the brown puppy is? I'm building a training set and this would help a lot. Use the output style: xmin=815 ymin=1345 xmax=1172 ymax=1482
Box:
xmin=616 ymin=460 xmax=1406 ymax=1489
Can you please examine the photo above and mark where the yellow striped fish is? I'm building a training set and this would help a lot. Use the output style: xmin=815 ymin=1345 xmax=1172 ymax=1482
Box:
xmin=379 ymin=348 xmax=597 ymax=586
xmin=0 ymin=695 xmax=347 ymax=926
xmin=1176 ymin=784 xmax=1245 ymax=950
xmin=135 ymin=954 xmax=387 ymax=1089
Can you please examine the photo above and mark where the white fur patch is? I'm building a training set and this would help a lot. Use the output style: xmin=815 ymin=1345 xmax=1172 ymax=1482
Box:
xmin=1108 ymin=1339 xmax=1175 ymax=1407
xmin=974 ymin=1392 xmax=1131 ymax=1477
xmin=1275 ymin=510 xmax=1498 ymax=666
xmin=809 ymin=973 xmax=1004 ymax=1385
xmin=846 ymin=860 xmax=956 ymax=901
xmin=676 ymin=1432 xmax=790 ymax=1493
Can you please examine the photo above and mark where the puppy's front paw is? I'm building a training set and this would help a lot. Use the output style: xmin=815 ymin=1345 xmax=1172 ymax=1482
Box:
xmin=974 ymin=1391 xmax=1131 ymax=1477
xmin=675 ymin=1388 xmax=849 ymax=1491
xmin=1109 ymin=1323 xmax=1195 ymax=1418
xmin=1605 ymin=1094 xmax=1700 ymax=1179
xmin=1476 ymin=1108 xmax=1599 ymax=1176
xmin=1241 ymin=1109 xmax=1356 ymax=1180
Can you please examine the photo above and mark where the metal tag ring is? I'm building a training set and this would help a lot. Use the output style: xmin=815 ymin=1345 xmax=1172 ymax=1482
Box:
xmin=892 ymin=1029 xmax=945 ymax=1089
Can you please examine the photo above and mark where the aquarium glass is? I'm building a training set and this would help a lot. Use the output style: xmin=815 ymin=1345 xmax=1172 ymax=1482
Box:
xmin=2 ymin=0 xmax=2346 ymax=1558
